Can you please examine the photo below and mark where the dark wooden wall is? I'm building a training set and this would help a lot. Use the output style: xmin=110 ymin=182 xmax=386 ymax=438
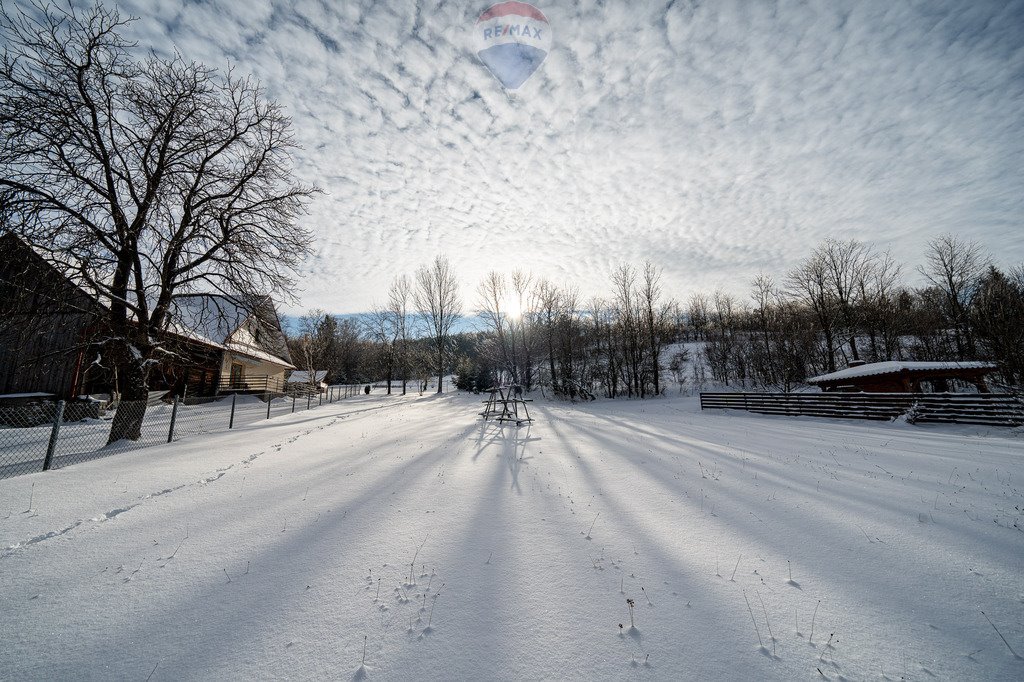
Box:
xmin=0 ymin=234 xmax=104 ymax=398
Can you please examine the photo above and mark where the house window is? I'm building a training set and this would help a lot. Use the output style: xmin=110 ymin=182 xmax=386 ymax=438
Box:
xmin=230 ymin=362 xmax=245 ymax=387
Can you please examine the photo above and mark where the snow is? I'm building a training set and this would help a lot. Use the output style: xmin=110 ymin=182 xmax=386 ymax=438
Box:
xmin=808 ymin=361 xmax=998 ymax=384
xmin=1 ymin=393 xmax=1021 ymax=680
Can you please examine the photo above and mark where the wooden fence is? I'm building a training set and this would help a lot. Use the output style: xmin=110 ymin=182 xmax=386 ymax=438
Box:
xmin=698 ymin=392 xmax=1024 ymax=427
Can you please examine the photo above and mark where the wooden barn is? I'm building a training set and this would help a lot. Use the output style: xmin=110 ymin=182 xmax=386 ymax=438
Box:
xmin=807 ymin=360 xmax=998 ymax=393
xmin=0 ymin=233 xmax=106 ymax=399
xmin=0 ymin=234 xmax=294 ymax=400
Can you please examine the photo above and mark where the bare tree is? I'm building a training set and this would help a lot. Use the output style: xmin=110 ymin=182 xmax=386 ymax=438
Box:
xmin=0 ymin=4 xmax=316 ymax=441
xmin=363 ymin=305 xmax=397 ymax=393
xmin=510 ymin=270 xmax=536 ymax=389
xmin=686 ymin=293 xmax=710 ymax=341
xmin=292 ymin=309 xmax=328 ymax=394
xmin=611 ymin=264 xmax=645 ymax=396
xmin=364 ymin=277 xmax=415 ymax=396
xmin=533 ymin=279 xmax=561 ymax=395
xmin=751 ymin=274 xmax=779 ymax=386
xmin=413 ymin=255 xmax=462 ymax=393
xmin=788 ymin=251 xmax=840 ymax=373
xmin=477 ymin=271 xmax=516 ymax=383
xmin=705 ymin=290 xmax=742 ymax=385
xmin=919 ymin=234 xmax=989 ymax=359
xmin=388 ymin=274 xmax=412 ymax=394
xmin=856 ymin=249 xmax=904 ymax=361
xmin=589 ymin=297 xmax=619 ymax=398
xmin=331 ymin=317 xmax=366 ymax=384
xmin=817 ymin=239 xmax=875 ymax=362
xmin=640 ymin=261 xmax=673 ymax=396
xmin=970 ymin=265 xmax=1024 ymax=387
xmin=561 ymin=286 xmax=593 ymax=399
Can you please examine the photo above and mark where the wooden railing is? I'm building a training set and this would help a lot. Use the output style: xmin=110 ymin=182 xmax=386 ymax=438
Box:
xmin=216 ymin=375 xmax=287 ymax=394
xmin=698 ymin=392 xmax=1024 ymax=427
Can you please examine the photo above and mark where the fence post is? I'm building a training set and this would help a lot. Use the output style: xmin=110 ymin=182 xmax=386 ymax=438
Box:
xmin=267 ymin=393 xmax=273 ymax=420
xmin=307 ymin=394 xmax=311 ymax=410
xmin=229 ymin=393 xmax=237 ymax=429
xmin=292 ymin=396 xmax=296 ymax=413
xmin=42 ymin=400 xmax=65 ymax=472
xmin=167 ymin=396 xmax=179 ymax=443
xmin=319 ymin=392 xmax=323 ymax=406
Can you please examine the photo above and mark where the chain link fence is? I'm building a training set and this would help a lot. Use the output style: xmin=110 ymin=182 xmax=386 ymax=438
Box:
xmin=0 ymin=384 xmax=366 ymax=480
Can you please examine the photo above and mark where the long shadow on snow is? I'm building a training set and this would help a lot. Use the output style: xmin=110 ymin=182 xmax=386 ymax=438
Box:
xmin=382 ymin=416 xmax=659 ymax=679
xmin=571 ymin=404 xmax=1007 ymax=539
xmin=591 ymin=407 xmax=1020 ymax=563
xmin=533 ymin=408 xmax=764 ymax=677
xmin=54 ymin=407 xmax=478 ymax=678
xmin=378 ymin=420 xmax=545 ymax=678
xmin=537 ymin=403 xmax=1017 ymax=671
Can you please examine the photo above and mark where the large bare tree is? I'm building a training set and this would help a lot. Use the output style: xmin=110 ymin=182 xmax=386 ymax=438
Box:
xmin=0 ymin=3 xmax=316 ymax=440
xmin=414 ymin=255 xmax=462 ymax=393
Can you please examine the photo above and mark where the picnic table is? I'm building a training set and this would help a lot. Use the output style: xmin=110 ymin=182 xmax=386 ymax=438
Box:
xmin=479 ymin=385 xmax=533 ymax=425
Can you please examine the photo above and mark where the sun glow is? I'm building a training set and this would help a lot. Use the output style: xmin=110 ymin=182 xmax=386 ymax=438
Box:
xmin=504 ymin=296 xmax=523 ymax=322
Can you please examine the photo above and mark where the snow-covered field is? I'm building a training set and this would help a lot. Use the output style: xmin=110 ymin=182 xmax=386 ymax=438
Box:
xmin=1 ymin=392 xmax=1021 ymax=680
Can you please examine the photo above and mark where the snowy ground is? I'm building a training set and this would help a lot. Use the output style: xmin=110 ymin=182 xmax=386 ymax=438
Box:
xmin=1 ymin=392 xmax=1022 ymax=680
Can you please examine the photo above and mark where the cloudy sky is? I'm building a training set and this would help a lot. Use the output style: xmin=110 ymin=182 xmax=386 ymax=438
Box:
xmin=111 ymin=0 xmax=1023 ymax=314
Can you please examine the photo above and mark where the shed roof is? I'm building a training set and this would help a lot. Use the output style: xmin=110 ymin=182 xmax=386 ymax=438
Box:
xmin=807 ymin=361 xmax=996 ymax=385
xmin=287 ymin=370 xmax=328 ymax=384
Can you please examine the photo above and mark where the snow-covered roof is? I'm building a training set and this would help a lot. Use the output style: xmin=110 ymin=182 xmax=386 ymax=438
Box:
xmin=287 ymin=370 xmax=328 ymax=384
xmin=808 ymin=361 xmax=997 ymax=384
xmin=1 ymin=234 xmax=294 ymax=369
xmin=167 ymin=294 xmax=294 ymax=369
xmin=168 ymin=295 xmax=247 ymax=348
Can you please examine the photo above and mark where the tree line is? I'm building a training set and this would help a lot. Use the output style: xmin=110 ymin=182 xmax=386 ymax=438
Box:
xmin=298 ymin=234 xmax=1022 ymax=397
xmin=692 ymin=235 xmax=1023 ymax=391
xmin=288 ymin=256 xmax=463 ymax=395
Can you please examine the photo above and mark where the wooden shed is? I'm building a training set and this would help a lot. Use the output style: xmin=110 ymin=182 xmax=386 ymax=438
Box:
xmin=807 ymin=361 xmax=997 ymax=393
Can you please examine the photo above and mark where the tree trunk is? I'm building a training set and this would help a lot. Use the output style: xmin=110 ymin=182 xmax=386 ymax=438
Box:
xmin=107 ymin=347 xmax=149 ymax=444
xmin=437 ymin=346 xmax=443 ymax=394
xmin=651 ymin=340 xmax=660 ymax=396
xmin=822 ymin=326 xmax=836 ymax=373
xmin=548 ymin=345 xmax=558 ymax=397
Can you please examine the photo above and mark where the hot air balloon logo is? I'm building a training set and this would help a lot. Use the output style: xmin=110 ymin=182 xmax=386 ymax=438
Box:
xmin=474 ymin=2 xmax=551 ymax=89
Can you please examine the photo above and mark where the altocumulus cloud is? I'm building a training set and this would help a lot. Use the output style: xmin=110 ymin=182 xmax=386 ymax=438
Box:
xmin=69 ymin=1 xmax=1024 ymax=311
